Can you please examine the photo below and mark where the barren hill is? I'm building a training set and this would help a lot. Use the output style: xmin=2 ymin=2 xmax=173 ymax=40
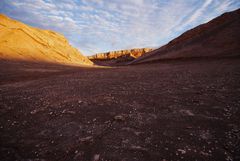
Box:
xmin=88 ymin=48 xmax=153 ymax=65
xmin=131 ymin=9 xmax=240 ymax=64
xmin=0 ymin=14 xmax=93 ymax=65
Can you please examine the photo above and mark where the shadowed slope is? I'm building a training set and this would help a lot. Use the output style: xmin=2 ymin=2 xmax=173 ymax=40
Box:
xmin=0 ymin=14 xmax=93 ymax=65
xmin=131 ymin=9 xmax=240 ymax=64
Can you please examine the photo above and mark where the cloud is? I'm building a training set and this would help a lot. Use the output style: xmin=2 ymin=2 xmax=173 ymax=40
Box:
xmin=183 ymin=0 xmax=214 ymax=26
xmin=11 ymin=0 xmax=56 ymax=11
xmin=1 ymin=0 xmax=240 ymax=55
xmin=215 ymin=0 xmax=239 ymax=13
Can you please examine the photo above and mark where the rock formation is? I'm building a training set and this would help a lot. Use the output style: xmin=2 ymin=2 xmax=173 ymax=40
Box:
xmin=88 ymin=48 xmax=153 ymax=65
xmin=131 ymin=9 xmax=240 ymax=64
xmin=0 ymin=14 xmax=93 ymax=65
xmin=88 ymin=48 xmax=153 ymax=60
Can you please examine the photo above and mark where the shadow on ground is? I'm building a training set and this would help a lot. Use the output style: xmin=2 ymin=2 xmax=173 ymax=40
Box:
xmin=0 ymin=58 xmax=240 ymax=161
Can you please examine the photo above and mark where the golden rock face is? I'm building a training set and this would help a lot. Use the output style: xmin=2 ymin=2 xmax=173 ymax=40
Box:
xmin=0 ymin=14 xmax=93 ymax=65
xmin=88 ymin=48 xmax=153 ymax=60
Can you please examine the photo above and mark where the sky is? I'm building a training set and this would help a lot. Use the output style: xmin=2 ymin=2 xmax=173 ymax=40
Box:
xmin=0 ymin=0 xmax=240 ymax=56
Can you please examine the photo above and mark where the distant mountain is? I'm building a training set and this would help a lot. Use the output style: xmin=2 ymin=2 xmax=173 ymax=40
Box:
xmin=88 ymin=48 xmax=153 ymax=66
xmin=131 ymin=9 xmax=240 ymax=64
xmin=0 ymin=14 xmax=93 ymax=65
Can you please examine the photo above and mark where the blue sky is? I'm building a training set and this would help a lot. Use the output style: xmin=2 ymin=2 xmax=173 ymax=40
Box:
xmin=0 ymin=0 xmax=240 ymax=56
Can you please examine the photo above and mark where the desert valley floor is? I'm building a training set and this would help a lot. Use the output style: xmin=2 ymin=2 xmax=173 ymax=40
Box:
xmin=0 ymin=58 xmax=240 ymax=161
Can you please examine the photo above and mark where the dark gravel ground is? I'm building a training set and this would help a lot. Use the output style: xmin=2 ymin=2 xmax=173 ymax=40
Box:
xmin=0 ymin=58 xmax=240 ymax=161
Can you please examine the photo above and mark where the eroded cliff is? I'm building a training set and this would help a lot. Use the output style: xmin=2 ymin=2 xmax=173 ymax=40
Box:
xmin=88 ymin=48 xmax=153 ymax=60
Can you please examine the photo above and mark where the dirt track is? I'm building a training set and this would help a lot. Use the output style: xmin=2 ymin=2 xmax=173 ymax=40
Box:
xmin=0 ymin=58 xmax=240 ymax=161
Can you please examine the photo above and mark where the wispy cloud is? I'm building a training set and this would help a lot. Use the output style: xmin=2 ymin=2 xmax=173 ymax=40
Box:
xmin=184 ymin=0 xmax=214 ymax=25
xmin=0 ymin=0 xmax=239 ymax=55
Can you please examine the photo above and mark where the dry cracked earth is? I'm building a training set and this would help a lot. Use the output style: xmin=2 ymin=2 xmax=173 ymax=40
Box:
xmin=0 ymin=58 xmax=240 ymax=161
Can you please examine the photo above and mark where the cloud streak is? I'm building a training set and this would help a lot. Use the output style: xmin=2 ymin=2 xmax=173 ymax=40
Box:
xmin=184 ymin=0 xmax=214 ymax=25
xmin=0 ymin=0 xmax=240 ymax=55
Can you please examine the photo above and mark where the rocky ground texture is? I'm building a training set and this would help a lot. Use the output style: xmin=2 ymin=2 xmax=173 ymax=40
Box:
xmin=0 ymin=58 xmax=240 ymax=161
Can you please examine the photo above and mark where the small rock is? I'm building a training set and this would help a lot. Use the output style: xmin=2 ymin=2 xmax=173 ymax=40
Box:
xmin=130 ymin=145 xmax=147 ymax=151
xmin=122 ymin=139 xmax=129 ymax=144
xmin=200 ymin=151 xmax=211 ymax=156
xmin=93 ymin=154 xmax=100 ymax=161
xmin=114 ymin=115 xmax=125 ymax=121
xmin=177 ymin=149 xmax=186 ymax=154
xmin=62 ymin=109 xmax=76 ymax=114
xmin=134 ymin=131 xmax=142 ymax=136
xmin=145 ymin=137 xmax=151 ymax=144
xmin=79 ymin=136 xmax=93 ymax=142
xmin=74 ymin=151 xmax=84 ymax=160
xmin=11 ymin=121 xmax=17 ymax=126
xmin=30 ymin=109 xmax=38 ymax=114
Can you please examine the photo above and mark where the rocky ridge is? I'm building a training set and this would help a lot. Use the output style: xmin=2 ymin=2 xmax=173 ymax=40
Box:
xmin=88 ymin=48 xmax=153 ymax=60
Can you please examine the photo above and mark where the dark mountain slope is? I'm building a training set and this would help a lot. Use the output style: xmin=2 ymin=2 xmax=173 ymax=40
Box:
xmin=131 ymin=9 xmax=240 ymax=64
